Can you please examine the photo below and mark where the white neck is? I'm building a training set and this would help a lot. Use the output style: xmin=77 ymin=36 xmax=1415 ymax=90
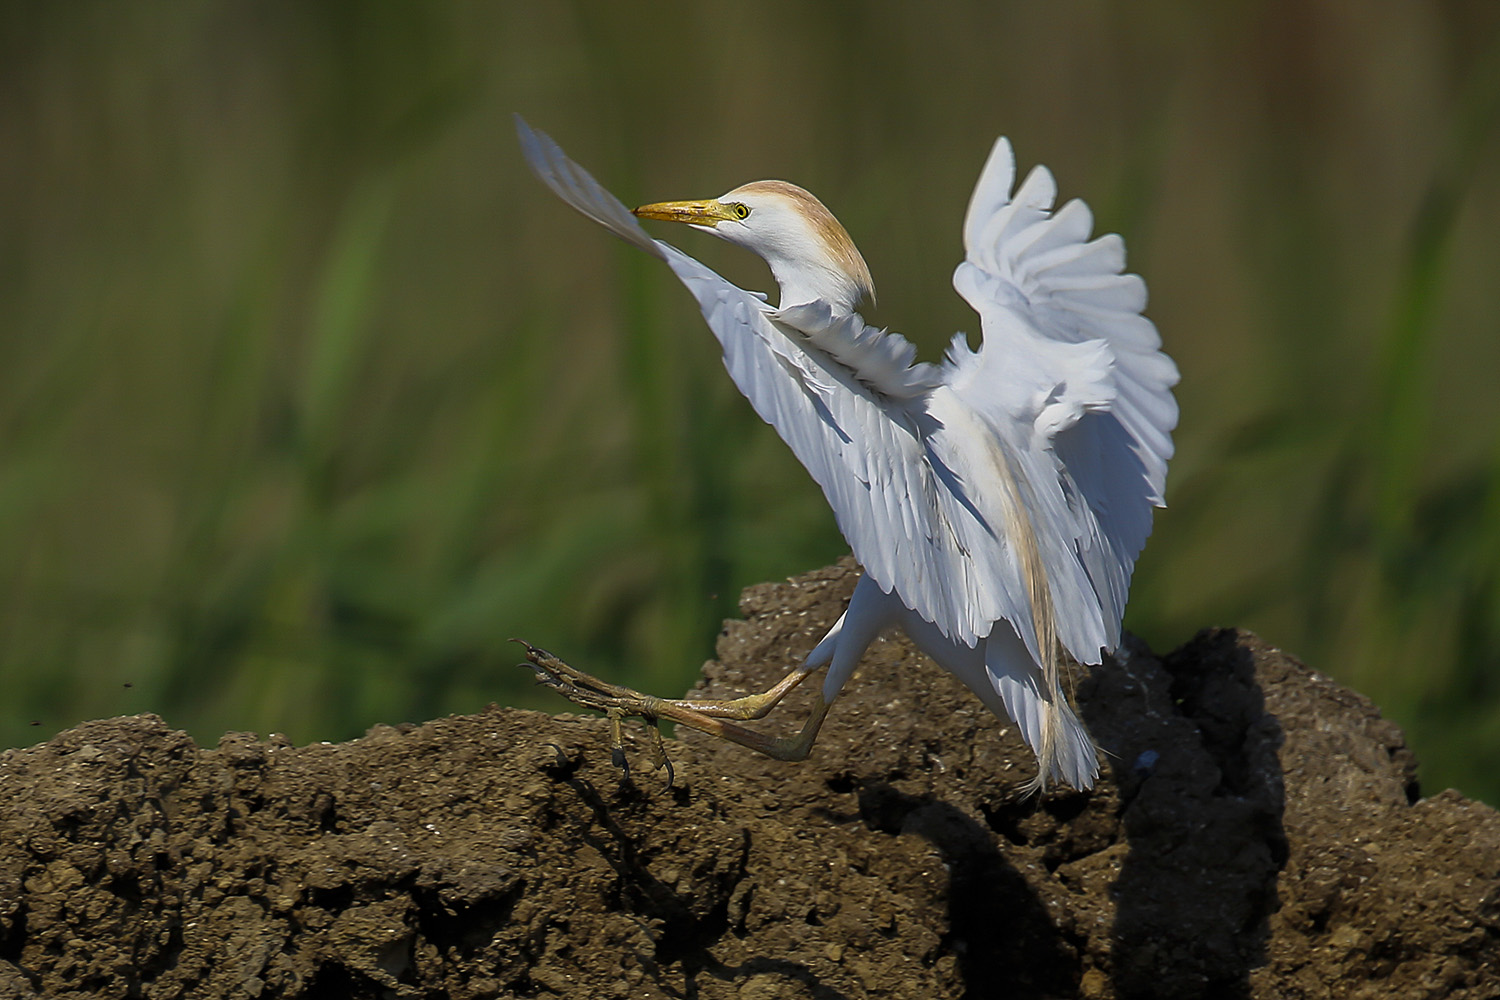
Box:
xmin=766 ymin=256 xmax=865 ymax=315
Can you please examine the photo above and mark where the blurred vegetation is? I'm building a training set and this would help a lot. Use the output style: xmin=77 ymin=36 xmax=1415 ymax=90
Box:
xmin=2 ymin=3 xmax=1499 ymax=800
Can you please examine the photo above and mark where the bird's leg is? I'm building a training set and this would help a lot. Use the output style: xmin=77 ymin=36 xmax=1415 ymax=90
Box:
xmin=606 ymin=707 xmax=631 ymax=779
xmin=644 ymin=717 xmax=675 ymax=788
xmin=655 ymin=662 xmax=821 ymax=720
xmin=518 ymin=640 xmax=817 ymax=720
xmin=517 ymin=640 xmax=832 ymax=763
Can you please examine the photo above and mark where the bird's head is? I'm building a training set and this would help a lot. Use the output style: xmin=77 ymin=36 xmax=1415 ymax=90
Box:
xmin=634 ymin=180 xmax=874 ymax=315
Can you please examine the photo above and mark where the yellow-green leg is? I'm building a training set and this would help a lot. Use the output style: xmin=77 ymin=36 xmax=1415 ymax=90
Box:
xmin=517 ymin=640 xmax=834 ymax=770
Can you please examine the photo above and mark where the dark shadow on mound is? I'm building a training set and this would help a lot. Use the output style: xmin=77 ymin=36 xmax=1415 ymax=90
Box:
xmin=1084 ymin=630 xmax=1288 ymax=1000
xmin=854 ymin=783 xmax=1078 ymax=1000
xmin=554 ymin=769 xmax=854 ymax=1000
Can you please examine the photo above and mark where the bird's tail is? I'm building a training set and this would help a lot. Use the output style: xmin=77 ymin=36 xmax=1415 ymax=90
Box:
xmin=973 ymin=567 xmax=1097 ymax=792
xmin=889 ymin=591 xmax=1099 ymax=791
xmin=1006 ymin=469 xmax=1098 ymax=792
xmin=988 ymin=631 xmax=1098 ymax=792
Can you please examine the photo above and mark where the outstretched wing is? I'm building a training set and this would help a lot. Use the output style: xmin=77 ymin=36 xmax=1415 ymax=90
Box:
xmin=947 ymin=137 xmax=1179 ymax=664
xmin=517 ymin=119 xmax=1174 ymax=667
xmin=517 ymin=118 xmax=1046 ymax=652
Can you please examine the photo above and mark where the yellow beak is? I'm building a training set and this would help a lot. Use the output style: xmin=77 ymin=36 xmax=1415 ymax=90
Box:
xmin=632 ymin=199 xmax=737 ymax=226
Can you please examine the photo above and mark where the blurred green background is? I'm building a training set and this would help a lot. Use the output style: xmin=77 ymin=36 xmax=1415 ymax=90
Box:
xmin=3 ymin=3 xmax=1499 ymax=800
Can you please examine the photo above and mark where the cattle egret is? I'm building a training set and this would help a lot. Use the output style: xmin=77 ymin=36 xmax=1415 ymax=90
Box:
xmin=514 ymin=117 xmax=1178 ymax=791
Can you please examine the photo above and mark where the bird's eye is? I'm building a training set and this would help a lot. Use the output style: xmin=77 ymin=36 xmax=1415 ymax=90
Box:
xmin=732 ymin=203 xmax=750 ymax=220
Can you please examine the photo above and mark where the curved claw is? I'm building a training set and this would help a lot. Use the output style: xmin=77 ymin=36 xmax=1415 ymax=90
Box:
xmin=509 ymin=637 xmax=549 ymax=658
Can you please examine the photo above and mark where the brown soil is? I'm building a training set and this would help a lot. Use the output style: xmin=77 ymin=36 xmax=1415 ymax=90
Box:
xmin=2 ymin=561 xmax=1498 ymax=999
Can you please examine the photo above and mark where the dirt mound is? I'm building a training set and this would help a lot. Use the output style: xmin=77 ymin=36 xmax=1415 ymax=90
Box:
xmin=2 ymin=561 xmax=1498 ymax=998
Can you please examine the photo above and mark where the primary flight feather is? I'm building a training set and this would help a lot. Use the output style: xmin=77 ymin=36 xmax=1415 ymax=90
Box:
xmin=516 ymin=116 xmax=1178 ymax=791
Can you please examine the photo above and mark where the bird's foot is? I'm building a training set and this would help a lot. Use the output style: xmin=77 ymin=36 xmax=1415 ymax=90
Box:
xmin=516 ymin=640 xmax=675 ymax=786
xmin=515 ymin=639 xmax=833 ymax=766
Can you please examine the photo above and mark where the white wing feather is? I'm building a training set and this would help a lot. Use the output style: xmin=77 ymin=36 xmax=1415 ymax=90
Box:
xmin=518 ymin=119 xmax=1037 ymax=650
xmin=949 ymin=137 xmax=1179 ymax=664
xmin=517 ymin=118 xmax=1177 ymax=678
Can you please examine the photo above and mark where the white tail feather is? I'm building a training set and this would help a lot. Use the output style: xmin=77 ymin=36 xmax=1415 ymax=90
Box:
xmin=827 ymin=579 xmax=1100 ymax=792
xmin=991 ymin=644 xmax=1097 ymax=792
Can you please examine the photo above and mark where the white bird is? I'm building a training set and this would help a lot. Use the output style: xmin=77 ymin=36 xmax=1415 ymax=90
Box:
xmin=515 ymin=116 xmax=1178 ymax=791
